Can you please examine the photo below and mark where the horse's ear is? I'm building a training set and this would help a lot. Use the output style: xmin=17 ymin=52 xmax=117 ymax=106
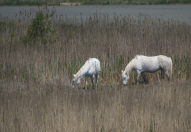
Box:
xmin=121 ymin=70 xmax=123 ymax=73
xmin=73 ymin=74 xmax=76 ymax=77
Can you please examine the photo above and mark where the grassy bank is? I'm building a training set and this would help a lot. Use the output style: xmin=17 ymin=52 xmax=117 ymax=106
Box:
xmin=0 ymin=0 xmax=190 ymax=6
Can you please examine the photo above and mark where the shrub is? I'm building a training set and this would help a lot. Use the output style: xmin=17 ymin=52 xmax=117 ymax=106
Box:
xmin=22 ymin=7 xmax=56 ymax=47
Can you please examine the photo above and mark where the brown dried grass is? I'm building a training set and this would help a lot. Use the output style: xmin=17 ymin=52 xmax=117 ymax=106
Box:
xmin=0 ymin=80 xmax=191 ymax=132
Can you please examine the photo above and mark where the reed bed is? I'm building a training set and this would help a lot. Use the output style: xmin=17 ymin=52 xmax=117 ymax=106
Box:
xmin=1 ymin=80 xmax=191 ymax=131
xmin=0 ymin=8 xmax=191 ymax=87
xmin=0 ymin=7 xmax=191 ymax=131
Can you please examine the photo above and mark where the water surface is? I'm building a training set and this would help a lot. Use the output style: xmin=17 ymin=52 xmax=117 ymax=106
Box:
xmin=0 ymin=5 xmax=191 ymax=24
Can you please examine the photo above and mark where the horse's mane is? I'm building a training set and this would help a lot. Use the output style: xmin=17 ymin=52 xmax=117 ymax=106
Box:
xmin=76 ymin=58 xmax=91 ymax=78
xmin=125 ymin=56 xmax=137 ymax=75
xmin=135 ymin=54 xmax=144 ymax=59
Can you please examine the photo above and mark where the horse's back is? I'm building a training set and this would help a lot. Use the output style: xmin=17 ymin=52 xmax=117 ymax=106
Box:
xmin=136 ymin=55 xmax=159 ymax=66
xmin=135 ymin=56 xmax=159 ymax=72
xmin=138 ymin=55 xmax=171 ymax=68
xmin=137 ymin=55 xmax=158 ymax=63
xmin=88 ymin=58 xmax=101 ymax=75
xmin=158 ymin=55 xmax=171 ymax=60
xmin=158 ymin=55 xmax=172 ymax=69
xmin=135 ymin=55 xmax=172 ymax=72
xmin=137 ymin=55 xmax=170 ymax=63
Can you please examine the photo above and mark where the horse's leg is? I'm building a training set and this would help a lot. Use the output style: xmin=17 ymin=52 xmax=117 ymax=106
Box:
xmin=90 ymin=75 xmax=95 ymax=89
xmin=136 ymin=71 xmax=141 ymax=85
xmin=85 ymin=76 xmax=88 ymax=90
xmin=161 ymin=70 xmax=164 ymax=79
xmin=95 ymin=75 xmax=99 ymax=90
xmin=141 ymin=72 xmax=147 ymax=84
xmin=164 ymin=71 xmax=170 ymax=80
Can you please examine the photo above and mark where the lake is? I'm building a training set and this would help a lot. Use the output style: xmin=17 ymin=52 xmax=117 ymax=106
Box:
xmin=0 ymin=5 xmax=191 ymax=24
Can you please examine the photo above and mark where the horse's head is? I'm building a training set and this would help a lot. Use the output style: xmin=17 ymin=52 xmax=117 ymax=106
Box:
xmin=72 ymin=74 xmax=80 ymax=88
xmin=121 ymin=70 xmax=129 ymax=85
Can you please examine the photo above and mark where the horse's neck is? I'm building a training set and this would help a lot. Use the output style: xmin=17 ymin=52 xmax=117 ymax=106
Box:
xmin=76 ymin=60 xmax=91 ymax=80
xmin=125 ymin=58 xmax=136 ymax=75
xmin=76 ymin=69 xmax=86 ymax=80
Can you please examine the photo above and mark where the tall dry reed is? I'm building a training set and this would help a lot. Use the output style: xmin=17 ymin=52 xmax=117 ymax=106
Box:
xmin=0 ymin=9 xmax=191 ymax=87
xmin=0 ymin=80 xmax=191 ymax=131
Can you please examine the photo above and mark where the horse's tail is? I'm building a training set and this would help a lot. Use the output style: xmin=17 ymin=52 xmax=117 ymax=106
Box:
xmin=169 ymin=58 xmax=173 ymax=79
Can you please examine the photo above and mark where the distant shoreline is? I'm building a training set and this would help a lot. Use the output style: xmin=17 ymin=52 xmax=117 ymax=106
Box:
xmin=0 ymin=0 xmax=191 ymax=6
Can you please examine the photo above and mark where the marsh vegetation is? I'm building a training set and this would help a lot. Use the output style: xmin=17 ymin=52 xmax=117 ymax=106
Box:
xmin=0 ymin=6 xmax=191 ymax=131
xmin=1 ymin=80 xmax=191 ymax=132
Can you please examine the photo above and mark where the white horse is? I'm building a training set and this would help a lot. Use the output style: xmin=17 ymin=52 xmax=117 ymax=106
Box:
xmin=122 ymin=55 xmax=173 ymax=85
xmin=72 ymin=58 xmax=101 ymax=89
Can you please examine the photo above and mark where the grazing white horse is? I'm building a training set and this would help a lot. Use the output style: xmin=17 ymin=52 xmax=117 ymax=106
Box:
xmin=72 ymin=58 xmax=101 ymax=89
xmin=122 ymin=55 xmax=173 ymax=85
